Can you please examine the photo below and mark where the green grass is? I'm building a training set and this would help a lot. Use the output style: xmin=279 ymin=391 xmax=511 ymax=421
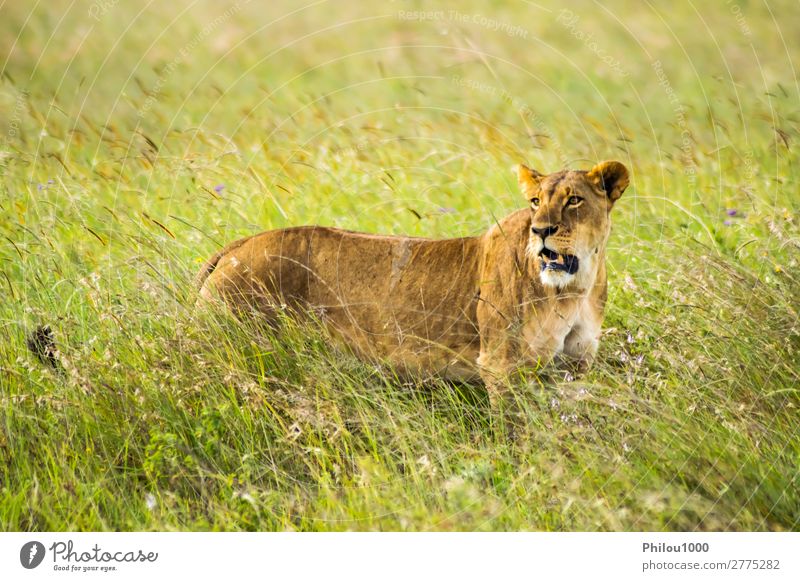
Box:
xmin=1 ymin=0 xmax=799 ymax=531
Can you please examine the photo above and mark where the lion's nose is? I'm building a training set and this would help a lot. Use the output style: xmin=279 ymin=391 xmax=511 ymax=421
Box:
xmin=531 ymin=225 xmax=559 ymax=239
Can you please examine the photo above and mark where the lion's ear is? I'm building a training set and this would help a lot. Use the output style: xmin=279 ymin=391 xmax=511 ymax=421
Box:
xmin=587 ymin=161 xmax=629 ymax=203
xmin=515 ymin=164 xmax=544 ymax=198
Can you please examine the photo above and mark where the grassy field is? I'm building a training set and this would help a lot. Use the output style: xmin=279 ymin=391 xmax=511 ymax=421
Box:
xmin=1 ymin=0 xmax=798 ymax=531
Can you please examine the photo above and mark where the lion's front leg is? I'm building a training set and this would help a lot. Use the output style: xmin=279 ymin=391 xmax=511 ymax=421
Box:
xmin=476 ymin=302 xmax=525 ymax=411
xmin=477 ymin=351 xmax=526 ymax=440
xmin=559 ymin=322 xmax=600 ymax=375
xmin=475 ymin=277 xmax=561 ymax=434
xmin=476 ymin=350 xmax=517 ymax=410
xmin=477 ymin=328 xmax=560 ymax=433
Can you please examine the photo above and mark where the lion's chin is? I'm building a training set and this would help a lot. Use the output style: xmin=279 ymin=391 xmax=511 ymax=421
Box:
xmin=539 ymin=268 xmax=577 ymax=289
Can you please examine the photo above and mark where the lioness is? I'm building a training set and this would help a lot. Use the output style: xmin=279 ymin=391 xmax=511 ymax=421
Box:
xmin=196 ymin=161 xmax=629 ymax=408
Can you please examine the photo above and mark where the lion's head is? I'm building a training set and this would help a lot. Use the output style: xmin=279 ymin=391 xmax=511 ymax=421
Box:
xmin=517 ymin=160 xmax=629 ymax=290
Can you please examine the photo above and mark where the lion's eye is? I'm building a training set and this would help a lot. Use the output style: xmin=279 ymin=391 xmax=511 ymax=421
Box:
xmin=567 ymin=196 xmax=583 ymax=207
xmin=531 ymin=198 xmax=540 ymax=208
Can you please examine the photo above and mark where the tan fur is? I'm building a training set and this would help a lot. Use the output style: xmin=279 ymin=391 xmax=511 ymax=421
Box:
xmin=196 ymin=161 xmax=629 ymax=407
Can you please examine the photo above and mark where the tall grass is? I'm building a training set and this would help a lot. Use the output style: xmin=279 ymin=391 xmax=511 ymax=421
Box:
xmin=1 ymin=0 xmax=798 ymax=530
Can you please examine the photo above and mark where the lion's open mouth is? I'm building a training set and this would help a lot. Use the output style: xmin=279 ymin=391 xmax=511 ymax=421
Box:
xmin=539 ymin=247 xmax=579 ymax=275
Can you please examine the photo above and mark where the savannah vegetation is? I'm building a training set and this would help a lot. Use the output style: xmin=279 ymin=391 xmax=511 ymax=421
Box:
xmin=1 ymin=0 xmax=798 ymax=530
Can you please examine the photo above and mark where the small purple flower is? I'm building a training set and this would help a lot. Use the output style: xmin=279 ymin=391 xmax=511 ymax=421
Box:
xmin=214 ymin=184 xmax=225 ymax=193
xmin=37 ymin=183 xmax=44 ymax=190
xmin=726 ymin=209 xmax=737 ymax=216
xmin=724 ymin=220 xmax=733 ymax=226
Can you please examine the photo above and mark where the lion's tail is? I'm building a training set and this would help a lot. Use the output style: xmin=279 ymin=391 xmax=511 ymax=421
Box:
xmin=26 ymin=324 xmax=63 ymax=371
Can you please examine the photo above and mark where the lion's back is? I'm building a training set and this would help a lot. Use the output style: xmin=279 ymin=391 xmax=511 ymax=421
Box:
xmin=197 ymin=226 xmax=484 ymax=376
